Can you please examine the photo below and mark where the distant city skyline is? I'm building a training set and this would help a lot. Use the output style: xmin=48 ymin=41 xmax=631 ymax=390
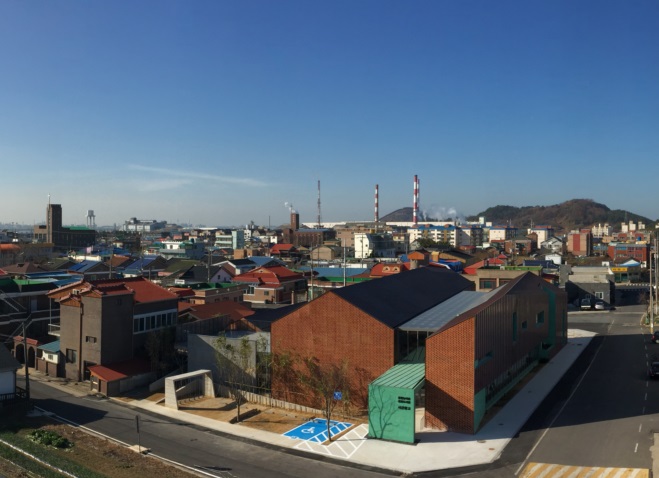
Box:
xmin=2 ymin=1 xmax=658 ymax=227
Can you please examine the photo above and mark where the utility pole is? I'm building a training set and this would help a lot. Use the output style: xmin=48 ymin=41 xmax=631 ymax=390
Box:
xmin=22 ymin=322 xmax=30 ymax=400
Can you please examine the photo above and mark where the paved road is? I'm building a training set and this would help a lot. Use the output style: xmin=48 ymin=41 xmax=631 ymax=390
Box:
xmin=523 ymin=306 xmax=654 ymax=471
xmin=25 ymin=380 xmax=394 ymax=478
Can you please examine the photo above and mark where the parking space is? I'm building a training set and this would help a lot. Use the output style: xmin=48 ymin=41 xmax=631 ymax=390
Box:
xmin=283 ymin=418 xmax=353 ymax=443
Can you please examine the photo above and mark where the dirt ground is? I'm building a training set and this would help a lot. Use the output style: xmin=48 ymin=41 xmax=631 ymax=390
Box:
xmin=174 ymin=395 xmax=334 ymax=434
xmin=2 ymin=416 xmax=197 ymax=478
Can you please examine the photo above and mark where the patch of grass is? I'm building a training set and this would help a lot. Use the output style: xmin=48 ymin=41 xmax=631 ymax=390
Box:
xmin=0 ymin=444 xmax=64 ymax=478
xmin=0 ymin=429 xmax=106 ymax=478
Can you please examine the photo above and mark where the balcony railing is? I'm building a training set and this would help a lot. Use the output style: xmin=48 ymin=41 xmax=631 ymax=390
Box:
xmin=48 ymin=324 xmax=60 ymax=336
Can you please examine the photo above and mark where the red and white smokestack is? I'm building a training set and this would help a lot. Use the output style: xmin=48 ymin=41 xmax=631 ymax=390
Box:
xmin=413 ymin=175 xmax=419 ymax=225
xmin=375 ymin=184 xmax=379 ymax=224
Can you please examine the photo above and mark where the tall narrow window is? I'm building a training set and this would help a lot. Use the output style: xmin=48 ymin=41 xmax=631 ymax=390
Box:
xmin=512 ymin=312 xmax=518 ymax=342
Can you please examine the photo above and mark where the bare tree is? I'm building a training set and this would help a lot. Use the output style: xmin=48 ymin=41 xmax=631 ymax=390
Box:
xmin=298 ymin=357 xmax=350 ymax=442
xmin=214 ymin=333 xmax=253 ymax=422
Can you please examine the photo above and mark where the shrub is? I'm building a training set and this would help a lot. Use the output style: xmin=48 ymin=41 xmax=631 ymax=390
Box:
xmin=28 ymin=429 xmax=73 ymax=449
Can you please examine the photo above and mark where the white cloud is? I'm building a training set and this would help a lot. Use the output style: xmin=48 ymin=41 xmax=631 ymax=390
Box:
xmin=129 ymin=165 xmax=267 ymax=187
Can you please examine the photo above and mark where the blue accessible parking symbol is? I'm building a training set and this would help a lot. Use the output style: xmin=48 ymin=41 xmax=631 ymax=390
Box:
xmin=284 ymin=418 xmax=352 ymax=443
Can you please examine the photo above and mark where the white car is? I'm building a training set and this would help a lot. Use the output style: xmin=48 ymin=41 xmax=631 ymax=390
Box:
xmin=594 ymin=301 xmax=605 ymax=310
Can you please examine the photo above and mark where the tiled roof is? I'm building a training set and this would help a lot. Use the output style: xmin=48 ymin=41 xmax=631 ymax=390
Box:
xmin=183 ymin=302 xmax=254 ymax=322
xmin=92 ymin=277 xmax=178 ymax=303
xmin=88 ymin=359 xmax=152 ymax=383
xmin=232 ymin=266 xmax=303 ymax=286
xmin=270 ymin=244 xmax=295 ymax=253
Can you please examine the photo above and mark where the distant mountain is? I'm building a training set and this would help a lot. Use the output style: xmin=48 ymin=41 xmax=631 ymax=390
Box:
xmin=469 ymin=199 xmax=654 ymax=232
xmin=381 ymin=199 xmax=654 ymax=232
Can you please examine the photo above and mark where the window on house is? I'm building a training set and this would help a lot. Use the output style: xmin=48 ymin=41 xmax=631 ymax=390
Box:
xmin=595 ymin=292 xmax=604 ymax=299
xmin=479 ymin=279 xmax=496 ymax=289
xmin=66 ymin=349 xmax=77 ymax=364
xmin=264 ymin=291 xmax=269 ymax=296
xmin=85 ymin=336 xmax=97 ymax=344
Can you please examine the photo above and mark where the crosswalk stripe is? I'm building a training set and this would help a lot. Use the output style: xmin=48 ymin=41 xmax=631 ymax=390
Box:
xmin=520 ymin=463 xmax=649 ymax=478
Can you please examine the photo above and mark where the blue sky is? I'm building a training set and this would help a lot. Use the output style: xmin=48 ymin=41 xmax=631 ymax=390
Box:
xmin=1 ymin=1 xmax=658 ymax=228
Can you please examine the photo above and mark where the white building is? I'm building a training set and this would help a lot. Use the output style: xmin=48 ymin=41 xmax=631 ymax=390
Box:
xmin=354 ymin=233 xmax=396 ymax=259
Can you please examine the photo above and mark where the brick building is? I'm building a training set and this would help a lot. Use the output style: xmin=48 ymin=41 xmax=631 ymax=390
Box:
xmin=270 ymin=267 xmax=475 ymax=409
xmin=272 ymin=266 xmax=567 ymax=437
xmin=422 ymin=273 xmax=567 ymax=433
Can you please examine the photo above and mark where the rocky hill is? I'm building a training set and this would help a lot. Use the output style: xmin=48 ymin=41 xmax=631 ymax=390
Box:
xmin=381 ymin=199 xmax=654 ymax=232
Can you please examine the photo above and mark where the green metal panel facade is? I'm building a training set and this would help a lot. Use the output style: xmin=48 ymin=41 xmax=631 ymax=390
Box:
xmin=367 ymin=350 xmax=425 ymax=444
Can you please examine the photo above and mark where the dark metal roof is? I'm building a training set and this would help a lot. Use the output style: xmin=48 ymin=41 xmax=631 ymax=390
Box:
xmin=333 ymin=267 xmax=474 ymax=329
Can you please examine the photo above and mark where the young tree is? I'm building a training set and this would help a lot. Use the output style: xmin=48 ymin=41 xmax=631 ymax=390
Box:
xmin=298 ymin=357 xmax=350 ymax=442
xmin=214 ymin=333 xmax=254 ymax=422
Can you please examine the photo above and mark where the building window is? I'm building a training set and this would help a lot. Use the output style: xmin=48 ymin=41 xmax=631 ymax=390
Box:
xmin=595 ymin=292 xmax=604 ymax=299
xmin=264 ymin=291 xmax=269 ymax=296
xmin=479 ymin=279 xmax=496 ymax=289
xmin=475 ymin=351 xmax=493 ymax=368
xmin=85 ymin=336 xmax=97 ymax=344
xmin=536 ymin=311 xmax=545 ymax=325
xmin=66 ymin=348 xmax=77 ymax=364
xmin=522 ymin=320 xmax=528 ymax=330
xmin=512 ymin=312 xmax=518 ymax=342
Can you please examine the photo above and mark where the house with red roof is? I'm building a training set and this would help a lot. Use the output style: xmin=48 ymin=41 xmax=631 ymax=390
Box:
xmin=231 ymin=266 xmax=307 ymax=305
xmin=48 ymin=277 xmax=179 ymax=385
xmin=369 ymin=262 xmax=411 ymax=278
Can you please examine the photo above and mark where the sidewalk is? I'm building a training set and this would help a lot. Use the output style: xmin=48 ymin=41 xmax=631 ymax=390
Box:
xmin=26 ymin=330 xmax=595 ymax=475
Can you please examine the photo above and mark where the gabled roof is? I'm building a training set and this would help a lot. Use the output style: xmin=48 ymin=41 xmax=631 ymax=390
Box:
xmin=88 ymin=358 xmax=152 ymax=383
xmin=432 ymin=272 xmax=559 ymax=336
xmin=270 ymin=243 xmax=295 ymax=253
xmin=37 ymin=340 xmax=60 ymax=353
xmin=249 ymin=256 xmax=285 ymax=268
xmin=232 ymin=266 xmax=303 ymax=286
xmin=182 ymin=302 xmax=254 ymax=322
xmin=2 ymin=262 xmax=51 ymax=275
xmin=332 ymin=267 xmax=474 ymax=329
xmin=0 ymin=344 xmax=20 ymax=372
xmin=49 ymin=277 xmax=178 ymax=304
xmin=68 ymin=260 xmax=109 ymax=273
xmin=370 ymin=262 xmax=410 ymax=277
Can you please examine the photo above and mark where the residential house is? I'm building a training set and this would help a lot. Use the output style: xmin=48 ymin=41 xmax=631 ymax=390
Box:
xmin=47 ymin=277 xmax=179 ymax=383
xmin=232 ymin=266 xmax=307 ymax=306
xmin=0 ymin=344 xmax=23 ymax=408
xmin=566 ymin=266 xmax=615 ymax=306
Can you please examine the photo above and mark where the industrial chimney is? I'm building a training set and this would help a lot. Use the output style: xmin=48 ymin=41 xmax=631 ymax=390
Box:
xmin=412 ymin=174 xmax=419 ymax=226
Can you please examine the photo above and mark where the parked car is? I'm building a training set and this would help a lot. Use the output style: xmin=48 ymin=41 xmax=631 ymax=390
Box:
xmin=580 ymin=298 xmax=592 ymax=310
xmin=594 ymin=301 xmax=605 ymax=310
xmin=652 ymin=331 xmax=659 ymax=344
xmin=649 ymin=361 xmax=659 ymax=378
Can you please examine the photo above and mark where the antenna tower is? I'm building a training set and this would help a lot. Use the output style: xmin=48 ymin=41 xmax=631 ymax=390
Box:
xmin=317 ymin=180 xmax=322 ymax=228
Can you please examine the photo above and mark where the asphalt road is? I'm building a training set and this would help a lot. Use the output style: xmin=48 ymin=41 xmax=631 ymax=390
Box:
xmin=523 ymin=305 xmax=655 ymax=470
xmin=25 ymin=380 xmax=395 ymax=478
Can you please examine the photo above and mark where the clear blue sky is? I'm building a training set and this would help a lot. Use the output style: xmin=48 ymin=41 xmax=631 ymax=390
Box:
xmin=1 ymin=1 xmax=658 ymax=228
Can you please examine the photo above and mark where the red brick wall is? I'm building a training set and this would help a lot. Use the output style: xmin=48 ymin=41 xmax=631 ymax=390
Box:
xmin=271 ymin=292 xmax=395 ymax=411
xmin=425 ymin=317 xmax=475 ymax=433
